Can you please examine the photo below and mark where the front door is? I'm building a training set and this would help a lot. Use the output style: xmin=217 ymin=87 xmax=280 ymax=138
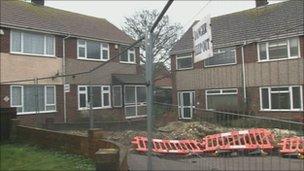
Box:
xmin=178 ymin=91 xmax=194 ymax=119
xmin=124 ymin=85 xmax=146 ymax=118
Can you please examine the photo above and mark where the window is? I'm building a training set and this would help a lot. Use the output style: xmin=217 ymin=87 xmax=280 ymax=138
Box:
xmin=258 ymin=37 xmax=300 ymax=61
xmin=11 ymin=30 xmax=55 ymax=56
xmin=260 ymin=86 xmax=303 ymax=111
xmin=177 ymin=91 xmax=195 ymax=119
xmin=120 ymin=45 xmax=136 ymax=63
xmin=205 ymin=89 xmax=238 ymax=110
xmin=176 ymin=53 xmax=193 ymax=70
xmin=204 ymin=47 xmax=236 ymax=67
xmin=78 ymin=85 xmax=111 ymax=110
xmin=124 ymin=85 xmax=147 ymax=118
xmin=112 ymin=85 xmax=122 ymax=107
xmin=10 ymin=85 xmax=56 ymax=114
xmin=77 ymin=39 xmax=109 ymax=61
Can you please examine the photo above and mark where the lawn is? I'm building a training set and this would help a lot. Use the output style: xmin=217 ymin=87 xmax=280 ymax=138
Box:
xmin=0 ymin=143 xmax=95 ymax=171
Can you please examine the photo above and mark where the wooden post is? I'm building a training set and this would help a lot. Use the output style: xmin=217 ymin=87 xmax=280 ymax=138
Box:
xmin=95 ymin=148 xmax=120 ymax=171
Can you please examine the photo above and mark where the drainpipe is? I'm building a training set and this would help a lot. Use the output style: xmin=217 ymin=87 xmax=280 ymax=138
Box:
xmin=241 ymin=41 xmax=247 ymax=104
xmin=62 ymin=35 xmax=71 ymax=123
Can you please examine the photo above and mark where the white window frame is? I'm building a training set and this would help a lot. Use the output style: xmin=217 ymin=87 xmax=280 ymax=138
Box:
xmin=10 ymin=85 xmax=56 ymax=115
xmin=120 ymin=48 xmax=136 ymax=64
xmin=124 ymin=85 xmax=147 ymax=119
xmin=204 ymin=48 xmax=237 ymax=68
xmin=257 ymin=37 xmax=301 ymax=62
xmin=205 ymin=88 xmax=238 ymax=110
xmin=10 ymin=30 xmax=56 ymax=57
xmin=176 ymin=54 xmax=193 ymax=70
xmin=112 ymin=85 xmax=122 ymax=107
xmin=177 ymin=91 xmax=195 ymax=119
xmin=259 ymin=85 xmax=303 ymax=111
xmin=77 ymin=85 xmax=111 ymax=110
xmin=77 ymin=39 xmax=110 ymax=61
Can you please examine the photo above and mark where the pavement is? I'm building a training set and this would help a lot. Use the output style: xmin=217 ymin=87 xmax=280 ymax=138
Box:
xmin=128 ymin=153 xmax=304 ymax=171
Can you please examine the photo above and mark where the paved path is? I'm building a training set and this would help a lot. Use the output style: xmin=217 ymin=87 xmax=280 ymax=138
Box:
xmin=128 ymin=153 xmax=304 ymax=171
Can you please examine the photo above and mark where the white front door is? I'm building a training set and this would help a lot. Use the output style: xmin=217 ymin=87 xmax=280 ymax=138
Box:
xmin=178 ymin=91 xmax=195 ymax=119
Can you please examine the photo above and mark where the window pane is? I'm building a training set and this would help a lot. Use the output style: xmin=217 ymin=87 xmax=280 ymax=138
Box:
xmin=113 ymin=86 xmax=122 ymax=107
xmin=45 ymin=36 xmax=54 ymax=55
xmin=46 ymin=87 xmax=55 ymax=104
xmin=79 ymin=94 xmax=87 ymax=108
xmin=183 ymin=108 xmax=191 ymax=118
xmin=129 ymin=53 xmax=135 ymax=62
xmin=86 ymin=41 xmax=100 ymax=59
xmin=11 ymin=86 xmax=22 ymax=106
xmin=23 ymin=32 xmax=44 ymax=54
xmin=269 ymin=40 xmax=288 ymax=59
xmin=289 ymin=38 xmax=299 ymax=57
xmin=78 ymin=47 xmax=85 ymax=57
xmin=207 ymin=94 xmax=238 ymax=110
xmin=271 ymin=87 xmax=289 ymax=92
xmin=12 ymin=31 xmax=21 ymax=52
xmin=136 ymin=87 xmax=146 ymax=103
xmin=102 ymin=50 xmax=108 ymax=59
xmin=23 ymin=86 xmax=45 ymax=112
xmin=177 ymin=57 xmax=192 ymax=69
xmin=261 ymin=88 xmax=269 ymax=109
xmin=182 ymin=93 xmax=190 ymax=106
xmin=46 ymin=105 xmax=55 ymax=111
xmin=92 ymin=87 xmax=101 ymax=108
xmin=125 ymin=86 xmax=135 ymax=104
xmin=120 ymin=46 xmax=128 ymax=62
xmin=292 ymin=87 xmax=301 ymax=109
xmin=103 ymin=93 xmax=110 ymax=106
xmin=205 ymin=47 xmax=236 ymax=66
xmin=271 ymin=92 xmax=290 ymax=109
xmin=259 ymin=43 xmax=267 ymax=60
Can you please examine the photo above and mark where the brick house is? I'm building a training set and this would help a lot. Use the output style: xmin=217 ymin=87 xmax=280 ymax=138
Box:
xmin=170 ymin=0 xmax=304 ymax=121
xmin=0 ymin=0 xmax=146 ymax=126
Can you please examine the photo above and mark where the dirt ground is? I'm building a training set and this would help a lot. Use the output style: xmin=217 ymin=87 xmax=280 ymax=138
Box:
xmin=64 ymin=121 xmax=300 ymax=147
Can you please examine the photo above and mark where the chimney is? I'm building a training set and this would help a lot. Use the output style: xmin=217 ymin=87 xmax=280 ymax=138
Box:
xmin=255 ymin=0 xmax=268 ymax=8
xmin=31 ymin=0 xmax=44 ymax=6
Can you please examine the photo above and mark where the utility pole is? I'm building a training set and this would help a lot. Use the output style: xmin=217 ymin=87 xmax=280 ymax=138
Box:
xmin=145 ymin=31 xmax=154 ymax=170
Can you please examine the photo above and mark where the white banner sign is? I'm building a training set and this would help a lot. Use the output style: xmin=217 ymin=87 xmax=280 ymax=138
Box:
xmin=193 ymin=15 xmax=213 ymax=63
xmin=64 ymin=84 xmax=70 ymax=93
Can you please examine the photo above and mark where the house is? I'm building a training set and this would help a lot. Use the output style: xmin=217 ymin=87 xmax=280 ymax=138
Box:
xmin=170 ymin=0 xmax=304 ymax=121
xmin=0 ymin=0 xmax=146 ymax=126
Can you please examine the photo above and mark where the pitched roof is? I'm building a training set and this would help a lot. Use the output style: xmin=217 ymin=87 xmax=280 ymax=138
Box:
xmin=170 ymin=0 xmax=304 ymax=55
xmin=0 ymin=0 xmax=135 ymax=45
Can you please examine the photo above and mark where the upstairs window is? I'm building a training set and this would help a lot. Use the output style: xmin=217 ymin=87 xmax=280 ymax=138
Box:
xmin=120 ymin=45 xmax=136 ymax=63
xmin=77 ymin=39 xmax=109 ymax=61
xmin=176 ymin=53 xmax=193 ymax=70
xmin=258 ymin=37 xmax=300 ymax=61
xmin=204 ymin=47 xmax=236 ymax=67
xmin=11 ymin=30 xmax=55 ymax=56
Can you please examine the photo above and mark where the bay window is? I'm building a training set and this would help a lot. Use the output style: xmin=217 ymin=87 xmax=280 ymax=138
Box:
xmin=260 ymin=86 xmax=303 ymax=111
xmin=77 ymin=39 xmax=109 ymax=61
xmin=11 ymin=30 xmax=55 ymax=56
xmin=258 ymin=37 xmax=300 ymax=61
xmin=176 ymin=53 xmax=193 ymax=70
xmin=10 ymin=85 xmax=56 ymax=114
xmin=78 ymin=85 xmax=111 ymax=110
xmin=204 ymin=47 xmax=236 ymax=67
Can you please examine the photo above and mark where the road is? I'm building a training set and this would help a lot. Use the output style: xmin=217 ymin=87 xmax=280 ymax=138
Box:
xmin=128 ymin=153 xmax=304 ymax=171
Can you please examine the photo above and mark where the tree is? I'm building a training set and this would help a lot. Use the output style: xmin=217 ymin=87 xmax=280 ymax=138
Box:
xmin=122 ymin=9 xmax=183 ymax=66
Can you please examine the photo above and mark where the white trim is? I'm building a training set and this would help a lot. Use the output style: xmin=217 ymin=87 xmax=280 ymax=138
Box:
xmin=177 ymin=91 xmax=195 ymax=119
xmin=125 ymin=115 xmax=147 ymax=119
xmin=119 ymin=47 xmax=136 ymax=64
xmin=204 ymin=48 xmax=237 ymax=68
xmin=77 ymin=39 xmax=110 ymax=61
xmin=259 ymin=85 xmax=303 ymax=111
xmin=257 ymin=37 xmax=301 ymax=62
xmin=176 ymin=54 xmax=193 ymax=70
xmin=10 ymin=29 xmax=56 ymax=57
xmin=112 ymin=85 xmax=122 ymax=107
xmin=15 ymin=110 xmax=57 ymax=115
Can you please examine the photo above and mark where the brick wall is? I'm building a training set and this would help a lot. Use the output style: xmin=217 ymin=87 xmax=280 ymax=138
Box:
xmin=0 ymin=27 xmax=10 ymax=53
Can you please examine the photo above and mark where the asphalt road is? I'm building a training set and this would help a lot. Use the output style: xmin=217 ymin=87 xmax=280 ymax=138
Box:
xmin=128 ymin=153 xmax=304 ymax=171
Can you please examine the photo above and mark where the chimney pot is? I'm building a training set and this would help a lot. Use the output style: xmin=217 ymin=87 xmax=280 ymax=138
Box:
xmin=256 ymin=0 xmax=268 ymax=7
xmin=31 ymin=0 xmax=44 ymax=6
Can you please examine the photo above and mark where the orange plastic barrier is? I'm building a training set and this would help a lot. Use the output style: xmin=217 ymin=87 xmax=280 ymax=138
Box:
xmin=131 ymin=136 xmax=205 ymax=155
xmin=278 ymin=136 xmax=304 ymax=157
xmin=203 ymin=128 xmax=275 ymax=153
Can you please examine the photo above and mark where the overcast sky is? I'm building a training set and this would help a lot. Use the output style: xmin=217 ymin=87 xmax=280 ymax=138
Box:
xmin=46 ymin=0 xmax=283 ymax=32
